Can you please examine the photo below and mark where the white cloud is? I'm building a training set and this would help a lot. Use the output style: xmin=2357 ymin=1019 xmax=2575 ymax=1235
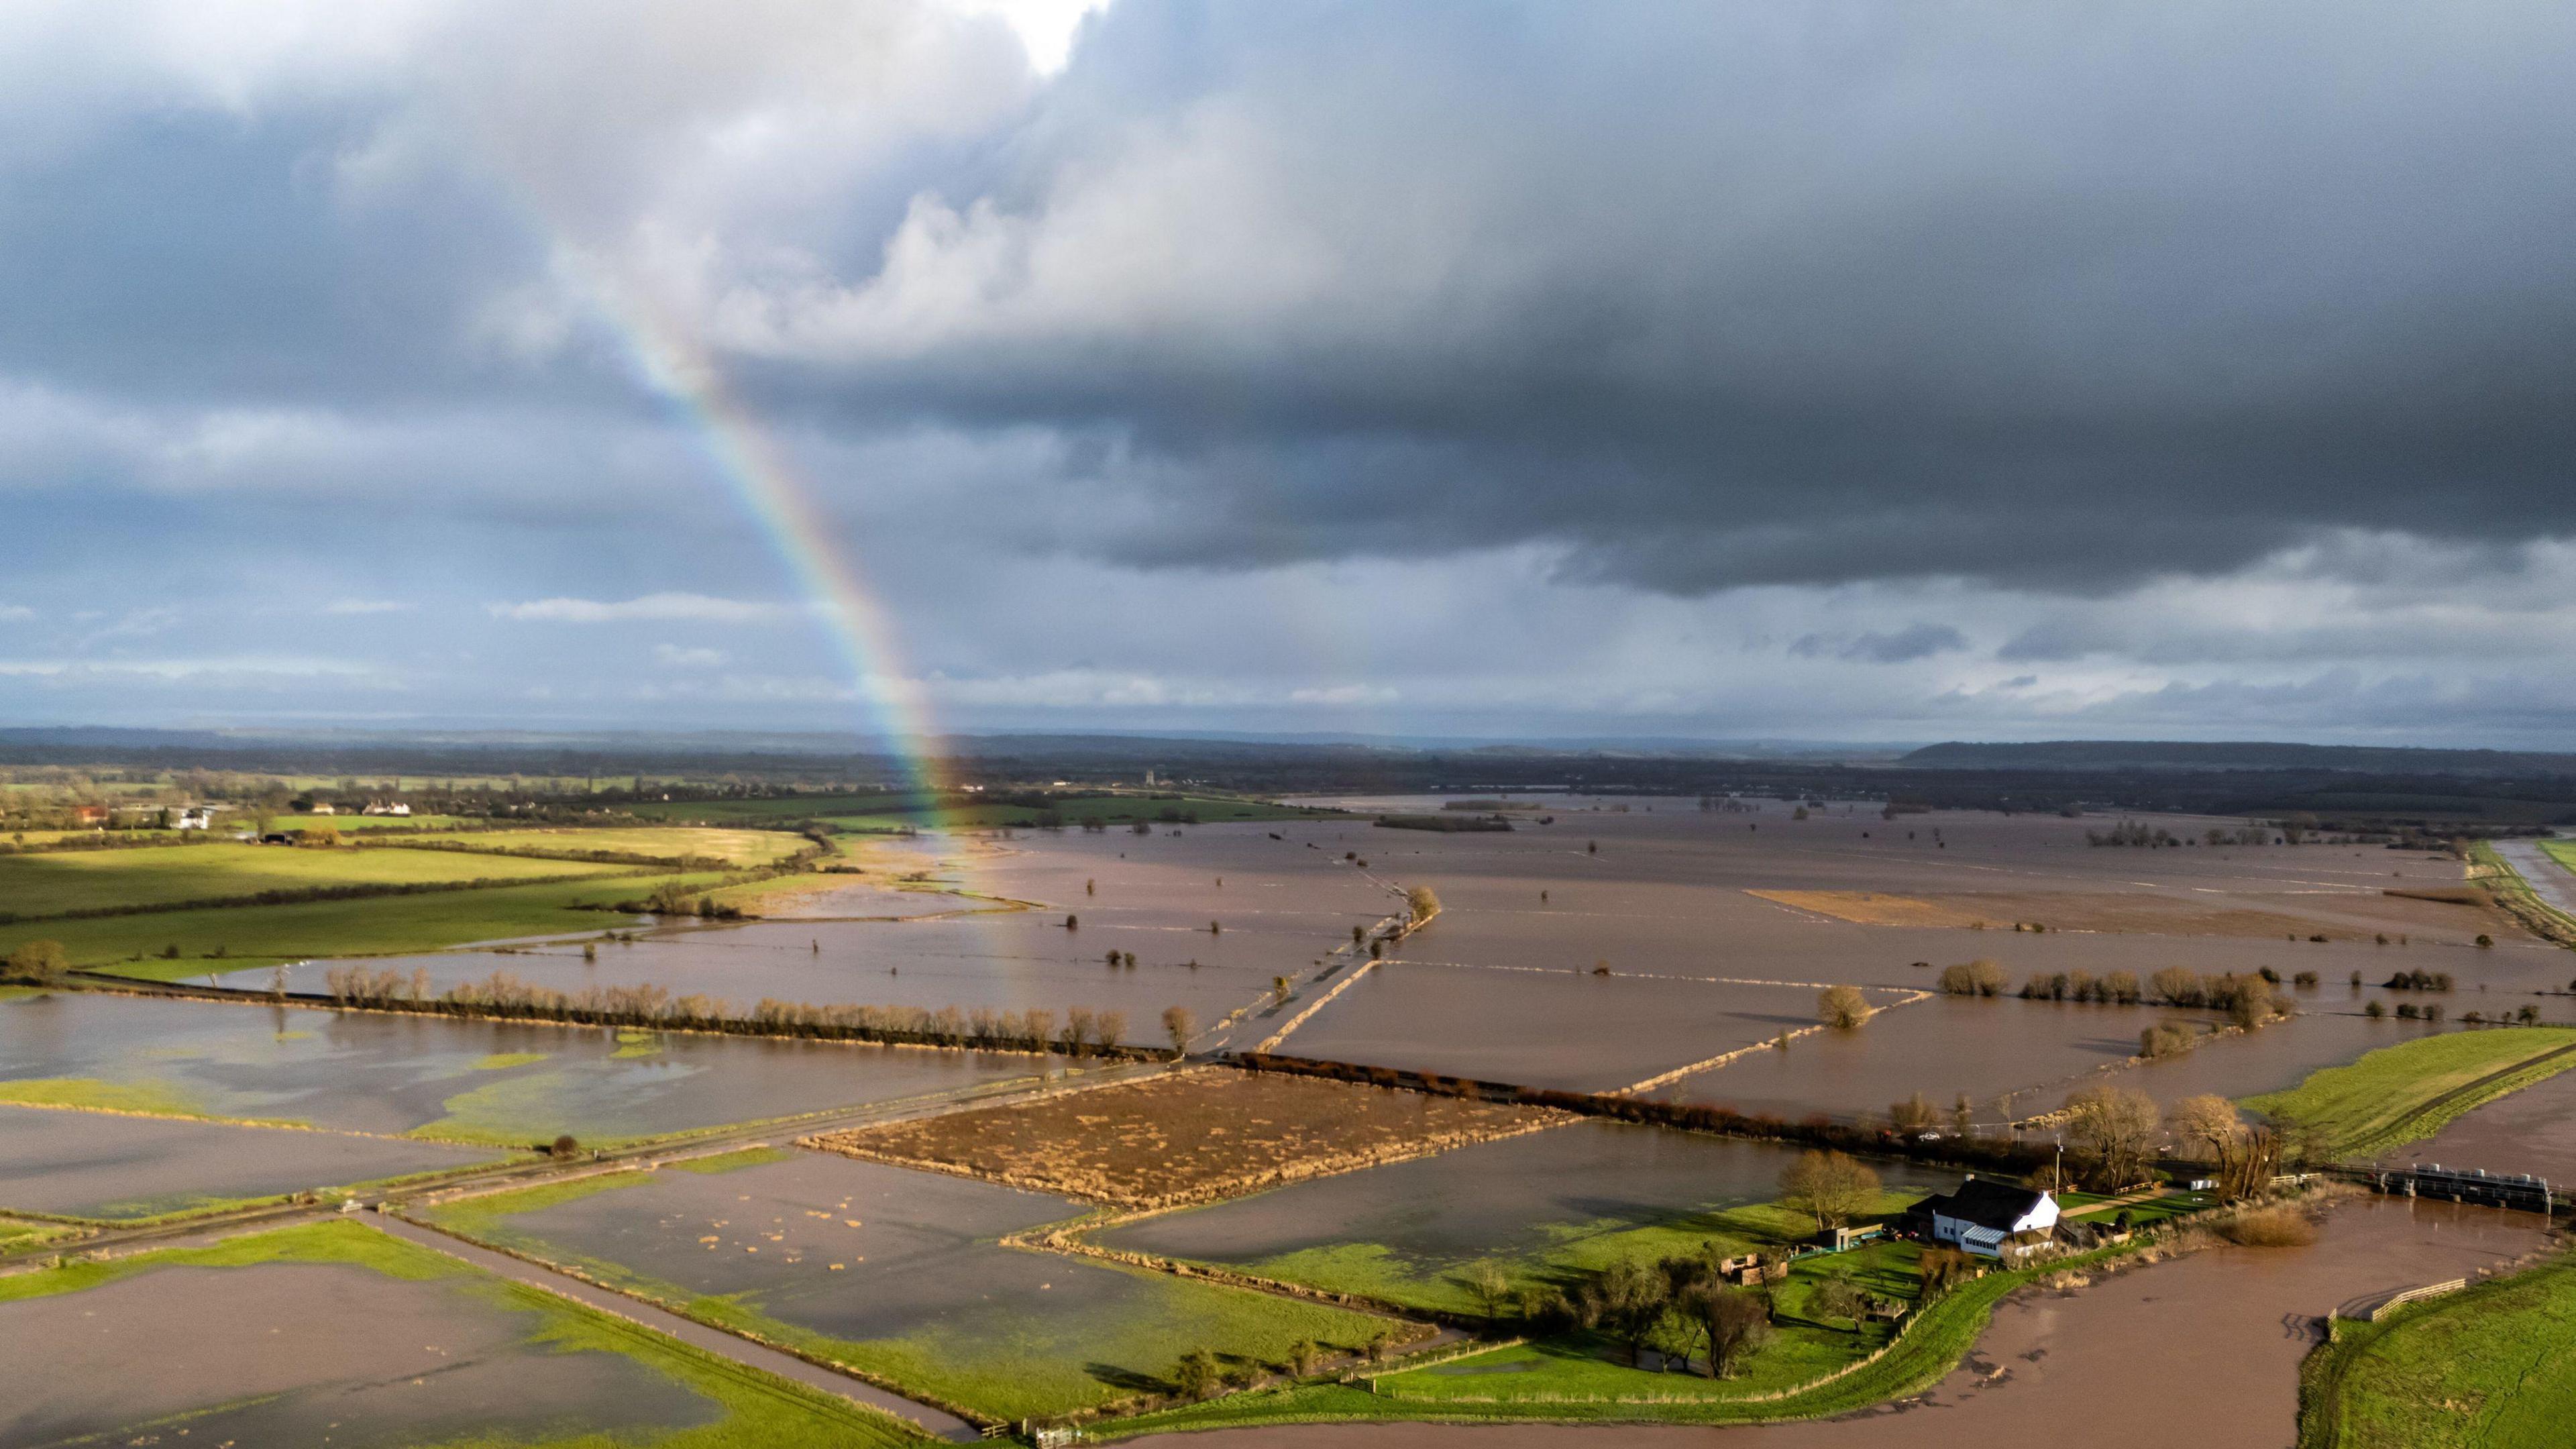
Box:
xmin=0 ymin=604 xmax=33 ymax=622
xmin=653 ymin=643 xmax=729 ymax=667
xmin=489 ymin=592 xmax=800 ymax=624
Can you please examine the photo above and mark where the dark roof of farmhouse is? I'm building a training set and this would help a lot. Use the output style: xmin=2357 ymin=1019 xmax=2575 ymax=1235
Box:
xmin=1920 ymin=1178 xmax=2050 ymax=1232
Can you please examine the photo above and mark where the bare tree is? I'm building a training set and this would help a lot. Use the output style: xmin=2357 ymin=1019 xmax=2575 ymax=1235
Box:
xmin=1162 ymin=1005 xmax=1196 ymax=1057
xmin=1890 ymin=1092 xmax=1939 ymax=1134
xmin=1778 ymin=1150 xmax=1881 ymax=1231
xmin=2169 ymin=1093 xmax=2279 ymax=1199
xmin=2062 ymin=1083 xmax=2161 ymax=1189
xmin=1406 ymin=885 xmax=1440 ymax=923
xmin=1094 ymin=1010 xmax=1126 ymax=1051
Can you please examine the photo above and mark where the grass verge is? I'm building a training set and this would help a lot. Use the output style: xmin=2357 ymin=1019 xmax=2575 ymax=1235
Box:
xmin=2243 ymin=1026 xmax=2576 ymax=1159
xmin=2300 ymin=1249 xmax=2576 ymax=1448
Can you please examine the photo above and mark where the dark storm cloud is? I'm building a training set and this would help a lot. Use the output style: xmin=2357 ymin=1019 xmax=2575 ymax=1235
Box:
xmin=745 ymin=0 xmax=2576 ymax=592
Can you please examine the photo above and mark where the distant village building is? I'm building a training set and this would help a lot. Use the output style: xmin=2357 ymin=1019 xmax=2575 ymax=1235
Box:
xmin=309 ymin=802 xmax=336 ymax=815
xmin=174 ymin=806 xmax=216 ymax=830
xmin=361 ymin=801 xmax=411 ymax=816
xmin=1913 ymin=1177 xmax=2059 ymax=1260
xmin=72 ymin=805 xmax=108 ymax=825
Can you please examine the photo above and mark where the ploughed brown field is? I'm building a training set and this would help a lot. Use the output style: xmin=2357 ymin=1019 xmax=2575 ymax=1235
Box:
xmin=804 ymin=1066 xmax=1564 ymax=1209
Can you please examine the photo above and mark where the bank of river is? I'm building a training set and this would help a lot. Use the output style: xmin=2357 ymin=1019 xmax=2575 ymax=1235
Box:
xmin=1148 ymin=1196 xmax=2545 ymax=1449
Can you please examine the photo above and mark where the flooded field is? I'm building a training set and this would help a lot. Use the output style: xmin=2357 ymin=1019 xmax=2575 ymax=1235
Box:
xmin=1642 ymin=994 xmax=2222 ymax=1118
xmin=1255 ymin=799 xmax=2560 ymax=1114
xmin=1095 ymin=1120 xmax=1949 ymax=1304
xmin=424 ymin=1147 xmax=1397 ymax=1420
xmin=0 ymin=989 xmax=1046 ymax=1144
xmin=0 ymin=1104 xmax=494 ymax=1218
xmin=1279 ymin=961 xmax=1861 ymax=1093
xmin=264 ymin=806 xmax=2553 ymax=1118
xmin=274 ymin=824 xmax=1406 ymax=1049
xmin=1155 ymin=1195 xmax=2548 ymax=1449
xmin=2 ymin=1260 xmax=716 ymax=1446
xmin=2404 ymin=1061 xmax=2576 ymax=1183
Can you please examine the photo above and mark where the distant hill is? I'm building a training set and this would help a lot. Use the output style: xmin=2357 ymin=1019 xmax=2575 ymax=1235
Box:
xmin=1899 ymin=740 xmax=2576 ymax=777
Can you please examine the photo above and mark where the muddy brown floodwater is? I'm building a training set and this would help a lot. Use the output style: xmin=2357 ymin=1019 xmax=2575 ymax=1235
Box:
xmin=2404 ymin=1063 xmax=2576 ymax=1184
xmin=1163 ymin=1197 xmax=2546 ymax=1449
xmin=1 ymin=1262 xmax=716 ymax=1447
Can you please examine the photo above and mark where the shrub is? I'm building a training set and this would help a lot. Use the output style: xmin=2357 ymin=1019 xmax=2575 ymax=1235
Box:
xmin=1778 ymin=1149 xmax=1880 ymax=1230
xmin=1817 ymin=984 xmax=1869 ymax=1029
xmin=2140 ymin=1022 xmax=2199 ymax=1059
xmin=1 ymin=938 xmax=68 ymax=985
xmin=2218 ymin=1203 xmax=2316 ymax=1247
xmin=1937 ymin=959 xmax=2008 ymax=997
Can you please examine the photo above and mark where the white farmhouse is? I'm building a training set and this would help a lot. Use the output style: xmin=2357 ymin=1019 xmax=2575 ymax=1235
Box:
xmin=1917 ymin=1177 xmax=2059 ymax=1260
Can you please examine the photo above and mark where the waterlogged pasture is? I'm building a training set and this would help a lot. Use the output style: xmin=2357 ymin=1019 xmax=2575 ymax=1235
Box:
xmin=1281 ymin=960 xmax=1854 ymax=1093
xmin=0 ymin=1104 xmax=495 ymax=1220
xmin=1095 ymin=1120 xmax=1947 ymax=1315
xmin=0 ymin=991 xmax=1046 ymax=1145
xmin=0 ymin=839 xmax=614 ymax=918
xmin=423 ymin=1148 xmax=1399 ymax=1421
xmin=285 ymin=910 xmax=1372 ymax=1055
xmin=1643 ymin=994 xmax=2226 ymax=1120
xmin=0 ymin=1221 xmax=922 ymax=1448
xmin=48 ymin=870 xmax=733 ymax=976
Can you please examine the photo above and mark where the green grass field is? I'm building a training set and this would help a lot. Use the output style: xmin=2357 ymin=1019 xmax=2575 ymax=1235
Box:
xmin=0 ymin=1220 xmax=930 ymax=1446
xmin=1098 ymin=1250 xmax=2057 ymax=1435
xmin=367 ymin=826 xmax=810 ymax=867
xmin=2301 ymin=1250 xmax=2576 ymax=1448
xmin=0 ymin=841 xmax=618 ymax=919
xmin=2244 ymin=1026 xmax=2576 ymax=1160
xmin=2541 ymin=839 xmax=2576 ymax=874
xmin=1149 ymin=1192 xmax=1923 ymax=1318
xmin=423 ymin=1160 xmax=1399 ymax=1423
xmin=26 ymin=869 xmax=732 ymax=977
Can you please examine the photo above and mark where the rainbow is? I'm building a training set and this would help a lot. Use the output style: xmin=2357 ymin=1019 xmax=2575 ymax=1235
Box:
xmin=578 ymin=277 xmax=961 ymax=830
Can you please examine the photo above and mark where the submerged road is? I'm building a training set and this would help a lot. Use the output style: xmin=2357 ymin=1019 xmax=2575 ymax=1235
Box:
xmin=2493 ymin=837 xmax=2576 ymax=920
xmin=367 ymin=1214 xmax=981 ymax=1441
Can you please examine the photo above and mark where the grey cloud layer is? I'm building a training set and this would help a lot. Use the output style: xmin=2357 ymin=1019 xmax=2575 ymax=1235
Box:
xmin=4 ymin=1 xmax=2575 ymax=743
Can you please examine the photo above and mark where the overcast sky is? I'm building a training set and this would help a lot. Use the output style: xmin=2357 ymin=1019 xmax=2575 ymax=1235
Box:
xmin=5 ymin=0 xmax=2574 ymax=747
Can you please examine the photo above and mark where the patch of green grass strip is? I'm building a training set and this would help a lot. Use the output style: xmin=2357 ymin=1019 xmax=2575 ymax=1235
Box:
xmin=2300 ymin=1250 xmax=2576 ymax=1448
xmin=2245 ymin=1026 xmax=2576 ymax=1160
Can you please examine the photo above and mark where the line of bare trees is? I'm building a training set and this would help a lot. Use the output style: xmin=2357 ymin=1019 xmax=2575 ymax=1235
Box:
xmin=319 ymin=966 xmax=1147 ymax=1056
